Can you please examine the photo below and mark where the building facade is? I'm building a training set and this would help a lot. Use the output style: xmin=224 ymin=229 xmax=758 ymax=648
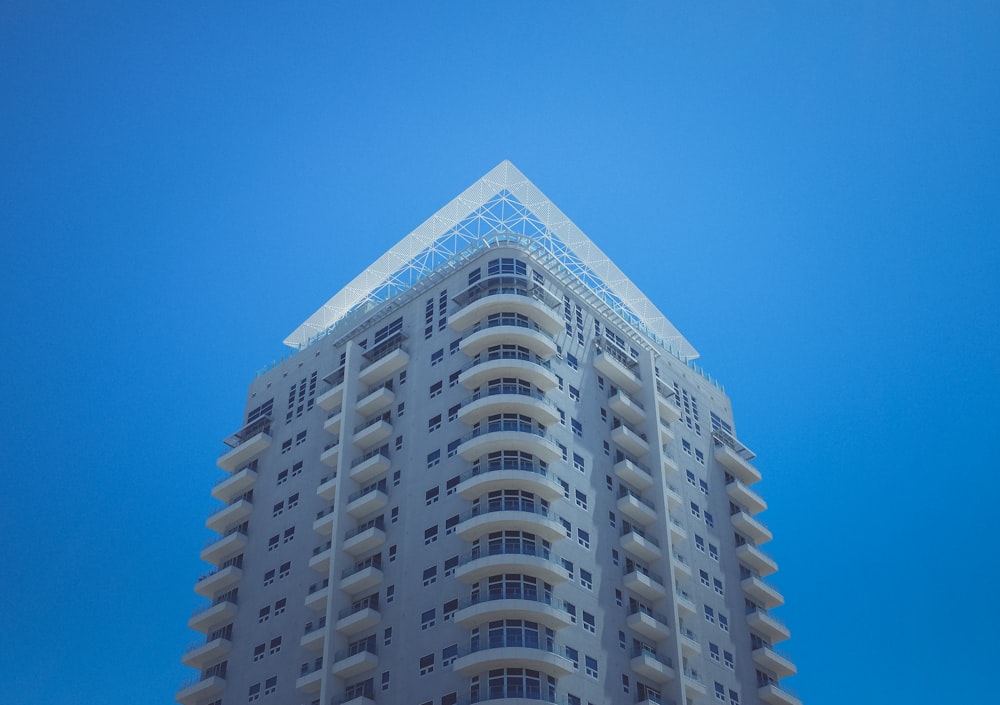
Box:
xmin=177 ymin=162 xmax=799 ymax=705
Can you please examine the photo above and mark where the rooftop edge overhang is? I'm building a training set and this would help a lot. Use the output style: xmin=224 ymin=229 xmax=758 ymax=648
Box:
xmin=283 ymin=160 xmax=698 ymax=361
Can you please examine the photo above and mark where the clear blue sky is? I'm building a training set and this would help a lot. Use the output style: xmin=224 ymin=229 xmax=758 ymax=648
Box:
xmin=1 ymin=2 xmax=997 ymax=704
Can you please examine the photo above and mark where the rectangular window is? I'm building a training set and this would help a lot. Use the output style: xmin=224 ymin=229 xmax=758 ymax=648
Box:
xmin=421 ymin=608 xmax=436 ymax=629
xmin=449 ymin=370 xmax=460 ymax=387
xmin=583 ymin=611 xmax=596 ymax=633
xmin=447 ymin=438 xmax=461 ymax=458
xmin=269 ymin=636 xmax=281 ymax=655
xmin=442 ymin=644 xmax=458 ymax=667
xmin=418 ymin=653 xmax=434 ymax=676
xmin=431 ymin=349 xmax=444 ymax=366
xmin=443 ymin=598 xmax=458 ymax=621
xmin=448 ymin=403 xmax=461 ymax=421
xmin=724 ymin=650 xmax=735 ymax=669
xmin=575 ymin=490 xmax=588 ymax=509
xmin=424 ymin=525 xmax=438 ymax=545
xmin=710 ymin=543 xmax=719 ymax=561
xmin=428 ymin=414 xmax=442 ymax=431
xmin=381 ymin=670 xmax=390 ymax=691
xmin=585 ymin=655 xmax=598 ymax=678
xmin=429 ymin=381 xmax=443 ymax=398
xmin=425 ymin=487 xmax=439 ymax=505
xmin=569 ymin=384 xmax=580 ymax=401
xmin=571 ymin=418 xmax=583 ymax=437
xmin=422 ymin=566 xmax=438 ymax=586
xmin=427 ymin=450 xmax=440 ymax=468
xmin=578 ymin=530 xmax=591 ymax=550
xmin=573 ymin=453 xmax=585 ymax=472
xmin=704 ymin=605 xmax=715 ymax=624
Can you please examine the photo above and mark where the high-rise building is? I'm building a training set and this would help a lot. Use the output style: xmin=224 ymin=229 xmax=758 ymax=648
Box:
xmin=177 ymin=162 xmax=798 ymax=705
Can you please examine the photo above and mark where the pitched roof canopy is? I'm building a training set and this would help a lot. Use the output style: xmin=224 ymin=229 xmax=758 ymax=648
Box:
xmin=285 ymin=160 xmax=698 ymax=361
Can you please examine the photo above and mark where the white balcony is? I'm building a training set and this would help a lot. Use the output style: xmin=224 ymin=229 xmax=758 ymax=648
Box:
xmin=617 ymin=491 xmax=657 ymax=526
xmin=671 ymin=554 xmax=693 ymax=579
xmin=358 ymin=346 xmax=408 ymax=385
xmin=747 ymin=609 xmax=792 ymax=642
xmin=181 ymin=637 xmax=232 ymax=669
xmin=656 ymin=386 xmax=682 ymax=423
xmin=683 ymin=671 xmax=708 ymax=699
xmin=343 ymin=526 xmax=386 ymax=556
xmin=206 ymin=499 xmax=252 ymax=533
xmin=623 ymin=569 xmax=667 ymax=601
xmin=457 ymin=429 xmax=561 ymax=464
xmin=449 ymin=292 xmax=564 ymax=336
xmin=336 ymin=606 xmax=381 ymax=636
xmin=679 ymin=628 xmax=701 ymax=655
xmin=295 ymin=667 xmax=323 ymax=693
xmin=309 ymin=544 xmax=333 ymax=572
xmin=457 ymin=509 xmax=564 ymax=543
xmin=759 ymin=683 xmax=802 ymax=705
xmin=175 ymin=675 xmax=225 ymax=705
xmin=609 ymin=390 xmax=646 ymax=425
xmin=662 ymin=453 xmax=679 ymax=475
xmin=459 ymin=324 xmax=558 ymax=359
xmin=454 ymin=598 xmax=574 ymax=631
xmin=320 ymin=442 xmax=341 ymax=468
xmin=664 ymin=483 xmax=682 ymax=508
xmin=668 ymin=519 xmax=688 ymax=543
xmin=313 ymin=508 xmax=336 ymax=535
xmin=658 ymin=422 xmax=675 ymax=446
xmin=199 ymin=531 xmax=247 ymax=566
xmin=346 ymin=488 xmax=388 ymax=518
xmin=727 ymin=477 xmax=767 ymax=514
xmin=305 ymin=582 xmax=330 ymax=611
xmin=458 ymin=392 xmax=560 ymax=426
xmin=455 ymin=551 xmax=568 ymax=585
xmin=356 ymin=385 xmax=394 ymax=416
xmin=211 ymin=466 xmax=256 ymax=502
xmin=737 ymin=543 xmax=779 ymax=576
xmin=194 ymin=565 xmax=242 ymax=598
xmin=713 ymin=435 xmax=761 ymax=485
xmin=339 ymin=697 xmax=375 ymax=705
xmin=614 ymin=457 xmax=653 ymax=490
xmin=316 ymin=474 xmax=338 ymax=500
xmin=457 ymin=466 xmax=564 ymax=502
xmin=631 ymin=651 xmax=676 ymax=683
xmin=217 ymin=431 xmax=271 ymax=472
xmin=459 ymin=358 xmax=558 ymax=392
xmin=612 ymin=424 xmax=650 ymax=457
xmin=323 ymin=408 xmax=343 ymax=436
xmin=316 ymin=379 xmax=345 ymax=410
xmin=339 ymin=565 xmax=383 ymax=595
xmin=594 ymin=349 xmax=641 ymax=394
xmin=352 ymin=418 xmax=392 ymax=450
xmin=742 ymin=575 xmax=785 ymax=609
xmin=187 ymin=598 xmax=237 ymax=633
xmin=453 ymin=646 xmax=573 ymax=677
xmin=627 ymin=610 xmax=671 ymax=641
xmin=753 ymin=645 xmax=797 ymax=678
xmin=331 ymin=648 xmax=378 ymax=679
xmin=300 ymin=622 xmax=326 ymax=651
xmin=731 ymin=510 xmax=773 ymax=544
xmin=620 ymin=528 xmax=662 ymax=562
xmin=349 ymin=451 xmax=391 ymax=483
xmin=675 ymin=591 xmax=696 ymax=616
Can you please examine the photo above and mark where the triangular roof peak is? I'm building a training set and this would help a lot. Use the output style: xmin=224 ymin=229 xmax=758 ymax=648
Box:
xmin=285 ymin=160 xmax=697 ymax=361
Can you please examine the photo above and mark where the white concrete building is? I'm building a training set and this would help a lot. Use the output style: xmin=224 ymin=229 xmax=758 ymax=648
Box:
xmin=177 ymin=162 xmax=799 ymax=705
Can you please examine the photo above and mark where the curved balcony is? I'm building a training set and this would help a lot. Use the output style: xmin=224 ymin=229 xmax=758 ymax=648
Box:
xmin=620 ymin=526 xmax=662 ymax=562
xmin=452 ymin=639 xmax=573 ymax=677
xmin=456 ymin=462 xmax=564 ymax=502
xmin=455 ymin=545 xmax=567 ymax=585
xmin=459 ymin=388 xmax=560 ymax=426
xmin=457 ymin=425 xmax=561 ymax=464
xmin=457 ymin=504 xmax=564 ymax=543
xmin=454 ymin=593 xmax=574 ymax=631
xmin=460 ymin=322 xmax=558 ymax=359
xmin=737 ymin=543 xmax=779 ymax=576
xmin=450 ymin=291 xmax=564 ymax=336
xmin=460 ymin=357 xmax=558 ymax=392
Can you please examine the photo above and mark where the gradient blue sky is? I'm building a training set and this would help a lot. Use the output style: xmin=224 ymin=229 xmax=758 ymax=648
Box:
xmin=2 ymin=2 xmax=997 ymax=704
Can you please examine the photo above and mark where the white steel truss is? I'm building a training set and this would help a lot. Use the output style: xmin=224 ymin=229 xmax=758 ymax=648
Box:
xmin=284 ymin=160 xmax=698 ymax=361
